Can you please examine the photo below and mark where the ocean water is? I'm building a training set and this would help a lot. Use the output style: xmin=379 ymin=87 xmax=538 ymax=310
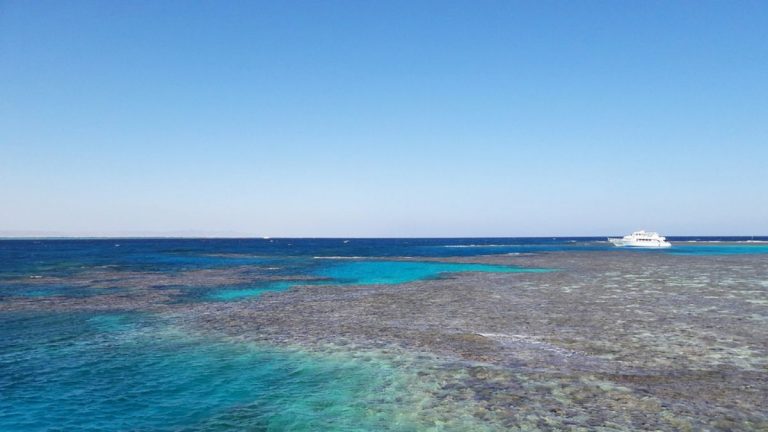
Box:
xmin=1 ymin=237 xmax=766 ymax=431
xmin=2 ymin=237 xmax=766 ymax=278
xmin=0 ymin=312 xmax=495 ymax=432
xmin=211 ymin=260 xmax=549 ymax=300
xmin=316 ymin=260 xmax=549 ymax=285
xmin=209 ymin=281 xmax=301 ymax=301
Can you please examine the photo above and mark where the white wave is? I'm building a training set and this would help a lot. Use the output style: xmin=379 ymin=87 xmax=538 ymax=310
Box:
xmin=313 ymin=256 xmax=366 ymax=260
xmin=443 ymin=244 xmax=518 ymax=248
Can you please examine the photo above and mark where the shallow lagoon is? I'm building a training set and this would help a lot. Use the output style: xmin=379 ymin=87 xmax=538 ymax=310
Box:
xmin=210 ymin=260 xmax=548 ymax=300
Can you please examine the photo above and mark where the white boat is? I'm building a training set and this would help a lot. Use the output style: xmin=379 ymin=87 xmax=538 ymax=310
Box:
xmin=608 ymin=230 xmax=671 ymax=248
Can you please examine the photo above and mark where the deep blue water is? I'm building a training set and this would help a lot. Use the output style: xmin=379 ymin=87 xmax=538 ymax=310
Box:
xmin=1 ymin=237 xmax=766 ymax=430
xmin=3 ymin=236 xmax=766 ymax=276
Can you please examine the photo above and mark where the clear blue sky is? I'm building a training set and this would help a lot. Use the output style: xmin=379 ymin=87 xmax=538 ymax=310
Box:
xmin=1 ymin=1 xmax=766 ymax=237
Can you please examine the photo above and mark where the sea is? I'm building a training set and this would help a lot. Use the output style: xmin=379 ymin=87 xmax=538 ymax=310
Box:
xmin=1 ymin=237 xmax=766 ymax=431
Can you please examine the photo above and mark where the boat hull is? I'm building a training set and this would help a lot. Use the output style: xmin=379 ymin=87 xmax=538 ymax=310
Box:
xmin=609 ymin=238 xmax=671 ymax=248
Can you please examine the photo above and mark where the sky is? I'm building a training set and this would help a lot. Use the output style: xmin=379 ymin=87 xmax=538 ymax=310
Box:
xmin=1 ymin=1 xmax=766 ymax=237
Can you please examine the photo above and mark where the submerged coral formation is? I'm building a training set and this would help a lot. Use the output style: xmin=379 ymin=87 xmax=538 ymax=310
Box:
xmin=2 ymin=248 xmax=766 ymax=430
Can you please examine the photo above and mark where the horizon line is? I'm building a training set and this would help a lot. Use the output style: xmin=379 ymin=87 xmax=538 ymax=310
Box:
xmin=1 ymin=235 xmax=766 ymax=240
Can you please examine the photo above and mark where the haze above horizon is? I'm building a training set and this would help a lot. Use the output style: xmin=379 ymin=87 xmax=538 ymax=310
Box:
xmin=2 ymin=1 xmax=766 ymax=237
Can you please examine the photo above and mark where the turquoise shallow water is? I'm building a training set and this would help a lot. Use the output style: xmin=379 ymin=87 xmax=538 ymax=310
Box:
xmin=667 ymin=243 xmax=768 ymax=256
xmin=209 ymin=281 xmax=302 ymax=300
xmin=0 ymin=313 xmax=490 ymax=432
xmin=2 ymin=238 xmax=765 ymax=431
xmin=316 ymin=260 xmax=548 ymax=284
xmin=209 ymin=260 xmax=548 ymax=300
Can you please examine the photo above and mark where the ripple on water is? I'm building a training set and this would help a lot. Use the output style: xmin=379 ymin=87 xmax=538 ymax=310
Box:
xmin=0 ymin=312 xmax=502 ymax=432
